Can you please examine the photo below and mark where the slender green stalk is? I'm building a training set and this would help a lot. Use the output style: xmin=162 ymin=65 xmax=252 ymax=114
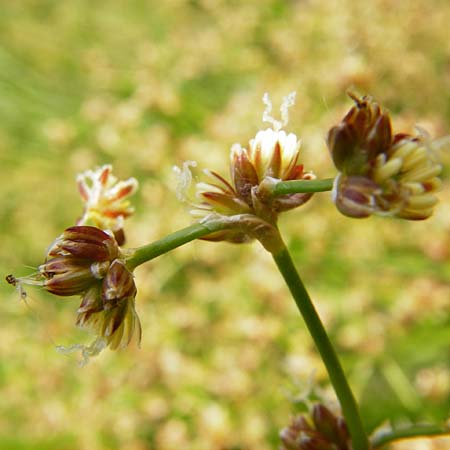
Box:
xmin=126 ymin=220 xmax=229 ymax=270
xmin=126 ymin=178 xmax=334 ymax=269
xmin=371 ymin=424 xmax=450 ymax=449
xmin=271 ymin=240 xmax=370 ymax=450
xmin=273 ymin=178 xmax=334 ymax=195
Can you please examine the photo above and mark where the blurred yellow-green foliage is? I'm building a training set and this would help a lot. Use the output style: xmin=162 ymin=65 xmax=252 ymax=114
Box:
xmin=1 ymin=1 xmax=450 ymax=449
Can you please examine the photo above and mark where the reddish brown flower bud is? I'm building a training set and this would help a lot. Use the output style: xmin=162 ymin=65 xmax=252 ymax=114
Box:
xmin=47 ymin=226 xmax=119 ymax=262
xmin=102 ymin=260 xmax=137 ymax=310
xmin=334 ymin=418 xmax=350 ymax=450
xmin=312 ymin=404 xmax=347 ymax=447
xmin=332 ymin=175 xmax=380 ymax=218
xmin=326 ymin=123 xmax=360 ymax=173
xmin=279 ymin=404 xmax=351 ymax=450
xmin=40 ymin=257 xmax=109 ymax=296
xmin=297 ymin=431 xmax=339 ymax=450
xmin=38 ymin=226 xmax=120 ymax=296
xmin=365 ymin=113 xmax=392 ymax=161
xmin=230 ymin=145 xmax=259 ymax=205
xmin=327 ymin=94 xmax=392 ymax=176
xmin=77 ymin=286 xmax=104 ymax=318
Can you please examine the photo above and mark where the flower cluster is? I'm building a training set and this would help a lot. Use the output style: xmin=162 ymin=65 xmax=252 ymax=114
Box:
xmin=6 ymin=91 xmax=446 ymax=366
xmin=327 ymin=93 xmax=442 ymax=220
xmin=191 ymin=93 xmax=315 ymax=242
xmin=40 ymin=226 xmax=141 ymax=350
xmin=280 ymin=404 xmax=350 ymax=450
xmin=77 ymin=164 xmax=138 ymax=244
xmin=9 ymin=166 xmax=140 ymax=361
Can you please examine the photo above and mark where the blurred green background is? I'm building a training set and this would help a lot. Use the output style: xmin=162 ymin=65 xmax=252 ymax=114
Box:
xmin=1 ymin=1 xmax=450 ymax=449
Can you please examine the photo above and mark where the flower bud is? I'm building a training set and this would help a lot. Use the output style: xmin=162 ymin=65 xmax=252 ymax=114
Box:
xmin=312 ymin=404 xmax=348 ymax=447
xmin=47 ymin=226 xmax=119 ymax=262
xmin=102 ymin=259 xmax=137 ymax=310
xmin=327 ymin=94 xmax=391 ymax=175
xmin=297 ymin=431 xmax=339 ymax=450
xmin=39 ymin=226 xmax=120 ymax=296
xmin=230 ymin=145 xmax=259 ymax=205
xmin=332 ymin=175 xmax=380 ymax=218
xmin=279 ymin=404 xmax=351 ymax=450
xmin=77 ymin=286 xmax=104 ymax=318
xmin=40 ymin=257 xmax=109 ymax=296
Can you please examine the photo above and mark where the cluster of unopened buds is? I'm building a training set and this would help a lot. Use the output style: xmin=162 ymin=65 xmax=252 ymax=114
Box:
xmin=42 ymin=226 xmax=140 ymax=351
xmin=280 ymin=404 xmax=351 ymax=450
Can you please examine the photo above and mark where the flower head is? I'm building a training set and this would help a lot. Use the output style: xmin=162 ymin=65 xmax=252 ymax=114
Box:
xmin=328 ymin=93 xmax=443 ymax=220
xmin=77 ymin=165 xmax=138 ymax=244
xmin=189 ymin=92 xmax=314 ymax=241
xmin=280 ymin=404 xmax=350 ymax=450
xmin=13 ymin=225 xmax=141 ymax=358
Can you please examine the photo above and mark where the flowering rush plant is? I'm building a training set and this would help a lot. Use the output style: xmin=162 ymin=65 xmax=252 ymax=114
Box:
xmin=7 ymin=92 xmax=450 ymax=449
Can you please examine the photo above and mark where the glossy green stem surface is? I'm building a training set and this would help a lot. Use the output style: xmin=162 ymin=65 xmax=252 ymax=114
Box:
xmin=273 ymin=178 xmax=334 ymax=195
xmin=271 ymin=241 xmax=370 ymax=450
xmin=125 ymin=220 xmax=228 ymax=270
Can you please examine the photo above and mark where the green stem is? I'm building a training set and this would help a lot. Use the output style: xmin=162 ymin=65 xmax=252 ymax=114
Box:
xmin=125 ymin=220 xmax=229 ymax=270
xmin=271 ymin=239 xmax=370 ymax=450
xmin=125 ymin=178 xmax=334 ymax=270
xmin=371 ymin=424 xmax=450 ymax=449
xmin=273 ymin=178 xmax=334 ymax=195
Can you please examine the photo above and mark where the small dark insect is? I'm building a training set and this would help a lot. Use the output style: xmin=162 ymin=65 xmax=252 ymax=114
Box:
xmin=6 ymin=274 xmax=17 ymax=286
xmin=6 ymin=274 xmax=27 ymax=300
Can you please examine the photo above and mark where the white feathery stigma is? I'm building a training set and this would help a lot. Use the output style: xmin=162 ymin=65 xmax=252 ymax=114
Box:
xmin=262 ymin=91 xmax=296 ymax=131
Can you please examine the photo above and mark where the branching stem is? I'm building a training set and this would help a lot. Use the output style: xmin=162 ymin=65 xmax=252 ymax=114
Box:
xmin=123 ymin=187 xmax=444 ymax=450
xmin=125 ymin=219 xmax=229 ymax=270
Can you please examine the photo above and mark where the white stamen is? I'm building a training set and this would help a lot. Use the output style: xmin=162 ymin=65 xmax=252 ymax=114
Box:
xmin=172 ymin=160 xmax=197 ymax=202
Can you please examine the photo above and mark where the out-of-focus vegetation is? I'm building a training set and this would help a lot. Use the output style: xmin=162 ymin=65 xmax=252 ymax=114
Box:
xmin=1 ymin=1 xmax=449 ymax=449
